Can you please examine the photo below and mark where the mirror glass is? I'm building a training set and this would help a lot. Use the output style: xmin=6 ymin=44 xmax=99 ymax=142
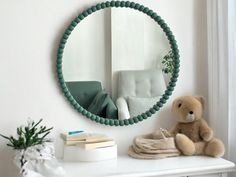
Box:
xmin=62 ymin=8 xmax=173 ymax=120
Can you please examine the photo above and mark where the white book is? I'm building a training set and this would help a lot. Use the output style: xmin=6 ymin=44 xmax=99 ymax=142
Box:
xmin=63 ymin=145 xmax=117 ymax=162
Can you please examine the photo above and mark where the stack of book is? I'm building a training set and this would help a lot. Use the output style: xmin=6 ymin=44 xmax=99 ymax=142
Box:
xmin=62 ymin=132 xmax=117 ymax=162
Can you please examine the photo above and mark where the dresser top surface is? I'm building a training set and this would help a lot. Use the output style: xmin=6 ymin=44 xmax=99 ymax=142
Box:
xmin=60 ymin=155 xmax=235 ymax=177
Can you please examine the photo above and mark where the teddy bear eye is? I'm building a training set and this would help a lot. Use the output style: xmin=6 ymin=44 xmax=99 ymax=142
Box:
xmin=178 ymin=103 xmax=182 ymax=108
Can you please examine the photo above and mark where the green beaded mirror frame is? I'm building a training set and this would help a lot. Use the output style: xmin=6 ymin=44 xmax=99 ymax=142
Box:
xmin=57 ymin=1 xmax=180 ymax=126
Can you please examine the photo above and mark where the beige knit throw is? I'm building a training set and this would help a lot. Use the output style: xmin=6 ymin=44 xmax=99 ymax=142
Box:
xmin=128 ymin=133 xmax=180 ymax=159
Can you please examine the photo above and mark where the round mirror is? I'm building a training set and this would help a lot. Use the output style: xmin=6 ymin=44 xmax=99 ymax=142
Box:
xmin=57 ymin=1 xmax=180 ymax=126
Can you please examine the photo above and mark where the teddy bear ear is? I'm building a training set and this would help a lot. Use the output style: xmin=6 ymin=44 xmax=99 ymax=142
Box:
xmin=171 ymin=99 xmax=178 ymax=112
xmin=194 ymin=96 xmax=205 ymax=108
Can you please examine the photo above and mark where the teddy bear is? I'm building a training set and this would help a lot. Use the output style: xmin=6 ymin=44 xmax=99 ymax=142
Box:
xmin=169 ymin=96 xmax=225 ymax=157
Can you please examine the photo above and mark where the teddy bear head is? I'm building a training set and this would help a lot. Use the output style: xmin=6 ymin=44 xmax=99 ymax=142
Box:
xmin=172 ymin=96 xmax=204 ymax=123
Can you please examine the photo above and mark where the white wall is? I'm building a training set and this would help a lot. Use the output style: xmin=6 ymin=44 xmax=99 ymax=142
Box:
xmin=0 ymin=0 xmax=207 ymax=176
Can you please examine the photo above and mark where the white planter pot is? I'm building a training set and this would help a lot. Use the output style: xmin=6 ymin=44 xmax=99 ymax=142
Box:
xmin=14 ymin=143 xmax=65 ymax=177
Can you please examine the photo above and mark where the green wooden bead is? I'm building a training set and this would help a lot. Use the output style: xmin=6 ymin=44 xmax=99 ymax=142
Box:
xmin=61 ymin=83 xmax=66 ymax=88
xmin=78 ymin=14 xmax=84 ymax=20
xmin=167 ymin=86 xmax=174 ymax=91
xmin=171 ymin=77 xmax=178 ymax=82
xmin=125 ymin=1 xmax=130 ymax=7
xmin=165 ymin=90 xmax=172 ymax=96
xmin=78 ymin=107 xmax=83 ymax=112
xmin=58 ymin=74 xmax=63 ymax=79
xmin=63 ymin=36 xmax=68 ymax=41
xmin=134 ymin=3 xmax=140 ymax=10
xmin=133 ymin=117 xmax=139 ymax=123
xmin=99 ymin=118 xmax=105 ymax=124
xmin=173 ymin=73 xmax=179 ymax=78
xmin=96 ymin=4 xmax=102 ymax=10
xmin=75 ymin=104 xmax=80 ymax=109
xmin=160 ymin=98 xmax=166 ymax=104
xmin=130 ymin=2 xmax=135 ymax=8
xmin=90 ymin=6 xmax=95 ymax=12
xmin=174 ymin=63 xmax=180 ymax=68
xmin=68 ymin=26 xmax=74 ymax=31
xmin=151 ymin=12 xmax=157 ymax=18
xmin=109 ymin=120 xmax=114 ymax=126
xmin=138 ymin=5 xmax=144 ymax=11
xmin=58 ymin=49 xmax=63 ymax=54
xmin=141 ymin=113 xmax=148 ymax=119
xmin=169 ymin=82 xmax=176 ymax=87
xmin=68 ymin=95 xmax=73 ymax=101
xmin=147 ymin=10 xmax=153 ymax=16
xmin=137 ymin=115 xmax=143 ymax=121
xmin=62 ymin=34 xmax=69 ymax=40
xmin=115 ymin=1 xmax=120 ymax=7
xmin=157 ymin=102 xmax=163 ymax=107
xmin=59 ymin=79 xmax=65 ymax=85
xmin=114 ymin=120 xmax=119 ymax=126
xmin=101 ymin=3 xmax=106 ymax=9
xmin=90 ymin=115 xmax=96 ymax=121
xmin=153 ymin=105 xmax=160 ymax=111
xmin=105 ymin=1 xmax=110 ymax=7
xmin=174 ymin=68 xmax=180 ymax=73
xmin=121 ymin=1 xmax=125 ymax=7
xmin=111 ymin=1 xmax=115 ymax=7
xmin=57 ymin=67 xmax=62 ymax=73
xmin=158 ymin=19 xmax=164 ymax=25
xmin=86 ymin=112 xmax=92 ymax=118
xmin=155 ymin=15 xmax=161 ymax=22
xmin=163 ymin=95 xmax=169 ymax=99
xmin=82 ymin=110 xmax=87 ymax=115
xmin=150 ymin=108 xmax=156 ymax=114
xmin=119 ymin=120 xmax=125 ymax=126
xmin=129 ymin=119 xmax=134 ymax=124
xmin=61 ymin=38 xmax=67 ymax=43
xmin=124 ymin=119 xmax=129 ymax=125
xmin=87 ymin=9 xmax=93 ymax=14
xmin=71 ymin=99 xmax=77 ymax=105
xmin=82 ymin=11 xmax=89 ymax=17
xmin=95 ymin=116 xmax=100 ymax=122
xmin=143 ymin=7 xmax=149 ymax=13
xmin=146 ymin=111 xmax=152 ymax=117
xmin=60 ymin=43 xmax=65 ymax=48
xmin=105 ymin=119 xmax=109 ymax=125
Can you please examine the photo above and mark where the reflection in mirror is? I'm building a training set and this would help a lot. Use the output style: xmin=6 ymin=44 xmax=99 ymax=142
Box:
xmin=63 ymin=8 xmax=173 ymax=120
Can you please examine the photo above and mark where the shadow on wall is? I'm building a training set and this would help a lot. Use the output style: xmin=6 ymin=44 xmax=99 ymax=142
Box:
xmin=0 ymin=146 xmax=18 ymax=177
xmin=193 ymin=0 xmax=208 ymax=117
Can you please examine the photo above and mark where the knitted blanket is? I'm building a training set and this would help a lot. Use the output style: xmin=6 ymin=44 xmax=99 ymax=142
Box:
xmin=128 ymin=133 xmax=180 ymax=159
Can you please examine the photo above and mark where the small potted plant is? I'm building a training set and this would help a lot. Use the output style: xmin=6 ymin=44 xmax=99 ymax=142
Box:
xmin=0 ymin=119 xmax=65 ymax=177
xmin=162 ymin=50 xmax=175 ymax=84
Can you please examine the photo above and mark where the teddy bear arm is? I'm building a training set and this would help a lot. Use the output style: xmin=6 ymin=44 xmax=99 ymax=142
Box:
xmin=199 ymin=119 xmax=213 ymax=142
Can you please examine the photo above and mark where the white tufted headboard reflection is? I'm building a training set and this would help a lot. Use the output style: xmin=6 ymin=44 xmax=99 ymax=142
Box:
xmin=117 ymin=69 xmax=166 ymax=99
xmin=116 ymin=69 xmax=166 ymax=119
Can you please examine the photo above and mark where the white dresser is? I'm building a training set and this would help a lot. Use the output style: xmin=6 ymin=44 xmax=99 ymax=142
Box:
xmin=61 ymin=155 xmax=235 ymax=177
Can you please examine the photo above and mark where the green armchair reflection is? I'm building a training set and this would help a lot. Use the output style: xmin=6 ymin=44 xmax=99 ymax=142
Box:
xmin=65 ymin=81 xmax=118 ymax=119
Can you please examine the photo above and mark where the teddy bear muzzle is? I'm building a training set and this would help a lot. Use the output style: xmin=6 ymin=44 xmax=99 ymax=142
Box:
xmin=186 ymin=111 xmax=195 ymax=122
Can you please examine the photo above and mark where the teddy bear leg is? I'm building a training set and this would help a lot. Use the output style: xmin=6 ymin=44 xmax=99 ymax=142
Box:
xmin=175 ymin=133 xmax=195 ymax=155
xmin=204 ymin=138 xmax=225 ymax=157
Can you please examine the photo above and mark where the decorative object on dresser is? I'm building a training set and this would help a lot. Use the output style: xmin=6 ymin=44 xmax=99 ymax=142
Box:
xmin=0 ymin=119 xmax=65 ymax=177
xmin=155 ymin=96 xmax=225 ymax=157
xmin=128 ymin=128 xmax=180 ymax=159
xmin=62 ymin=131 xmax=117 ymax=162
